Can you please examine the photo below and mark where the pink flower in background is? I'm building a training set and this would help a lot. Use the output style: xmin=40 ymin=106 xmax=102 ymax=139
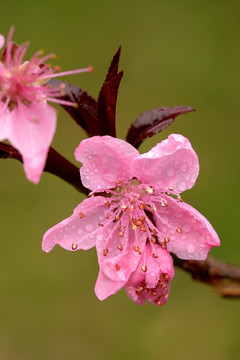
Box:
xmin=0 ymin=27 xmax=91 ymax=183
xmin=42 ymin=134 xmax=220 ymax=306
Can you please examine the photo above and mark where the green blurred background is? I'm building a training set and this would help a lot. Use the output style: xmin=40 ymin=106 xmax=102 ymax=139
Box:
xmin=1 ymin=0 xmax=240 ymax=359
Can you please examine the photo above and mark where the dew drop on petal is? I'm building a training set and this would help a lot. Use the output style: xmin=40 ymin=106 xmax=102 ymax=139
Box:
xmin=186 ymin=243 xmax=196 ymax=254
xmin=167 ymin=168 xmax=175 ymax=177
xmin=178 ymin=181 xmax=186 ymax=192
xmin=180 ymin=163 xmax=188 ymax=172
xmin=85 ymin=223 xmax=94 ymax=232
xmin=77 ymin=228 xmax=83 ymax=235
xmin=182 ymin=224 xmax=191 ymax=233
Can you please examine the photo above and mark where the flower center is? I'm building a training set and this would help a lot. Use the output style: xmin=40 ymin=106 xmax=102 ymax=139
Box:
xmin=95 ymin=178 xmax=171 ymax=249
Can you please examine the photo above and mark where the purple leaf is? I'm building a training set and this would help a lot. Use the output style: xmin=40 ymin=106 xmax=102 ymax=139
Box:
xmin=96 ymin=47 xmax=123 ymax=137
xmin=49 ymin=79 xmax=98 ymax=135
xmin=126 ymin=105 xmax=195 ymax=149
xmin=1 ymin=41 xmax=19 ymax=64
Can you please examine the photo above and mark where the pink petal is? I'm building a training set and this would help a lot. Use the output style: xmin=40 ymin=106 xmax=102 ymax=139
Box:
xmin=74 ymin=136 xmax=139 ymax=191
xmin=153 ymin=195 xmax=220 ymax=260
xmin=42 ymin=196 xmax=107 ymax=253
xmin=95 ymin=270 xmax=126 ymax=301
xmin=125 ymin=244 xmax=174 ymax=306
xmin=0 ymin=34 xmax=4 ymax=50
xmin=132 ymin=134 xmax=199 ymax=193
xmin=96 ymin=223 xmax=147 ymax=284
xmin=8 ymin=102 xmax=57 ymax=184
xmin=0 ymin=101 xmax=10 ymax=141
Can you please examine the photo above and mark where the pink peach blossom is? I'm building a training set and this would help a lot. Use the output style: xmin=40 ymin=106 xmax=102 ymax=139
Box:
xmin=42 ymin=134 xmax=220 ymax=305
xmin=0 ymin=27 xmax=91 ymax=183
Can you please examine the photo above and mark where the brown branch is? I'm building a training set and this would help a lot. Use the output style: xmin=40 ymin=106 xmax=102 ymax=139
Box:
xmin=173 ymin=255 xmax=240 ymax=298
xmin=0 ymin=142 xmax=88 ymax=195
xmin=1 ymin=141 xmax=240 ymax=299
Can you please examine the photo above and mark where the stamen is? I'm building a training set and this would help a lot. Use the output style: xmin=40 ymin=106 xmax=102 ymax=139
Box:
xmin=115 ymin=264 xmax=120 ymax=271
xmin=71 ymin=244 xmax=78 ymax=250
xmin=40 ymin=66 xmax=92 ymax=79
xmin=103 ymin=249 xmax=108 ymax=256
xmin=79 ymin=212 xmax=85 ymax=219
xmin=117 ymin=244 xmax=123 ymax=251
xmin=176 ymin=227 xmax=182 ymax=234
xmin=141 ymin=265 xmax=147 ymax=272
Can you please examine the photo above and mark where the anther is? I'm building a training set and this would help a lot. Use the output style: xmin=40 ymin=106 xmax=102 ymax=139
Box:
xmin=152 ymin=253 xmax=158 ymax=258
xmin=98 ymin=223 xmax=104 ymax=227
xmin=103 ymin=249 xmax=108 ymax=256
xmin=105 ymin=201 xmax=110 ymax=207
xmin=135 ymin=220 xmax=142 ymax=226
xmin=141 ymin=265 xmax=147 ymax=272
xmin=177 ymin=195 xmax=183 ymax=202
xmin=132 ymin=224 xmax=137 ymax=230
xmin=146 ymin=187 xmax=154 ymax=195
xmin=121 ymin=204 xmax=128 ymax=210
xmin=138 ymin=248 xmax=142 ymax=255
xmin=133 ymin=246 xmax=139 ymax=252
xmin=152 ymin=205 xmax=157 ymax=212
xmin=136 ymin=288 xmax=141 ymax=296
xmin=176 ymin=227 xmax=182 ymax=234
xmin=115 ymin=264 xmax=120 ymax=271
xmin=79 ymin=212 xmax=85 ymax=219
xmin=118 ymin=231 xmax=124 ymax=237
xmin=129 ymin=204 xmax=134 ymax=211
xmin=168 ymin=187 xmax=174 ymax=191
xmin=71 ymin=244 xmax=78 ymax=250
xmin=161 ymin=199 xmax=168 ymax=207
xmin=117 ymin=244 xmax=123 ymax=251
xmin=151 ymin=290 xmax=157 ymax=296
xmin=115 ymin=215 xmax=120 ymax=221
xmin=139 ymin=203 xmax=146 ymax=210
xmin=151 ymin=236 xmax=156 ymax=244
xmin=105 ymin=213 xmax=110 ymax=219
xmin=141 ymin=226 xmax=147 ymax=232
xmin=164 ymin=237 xmax=170 ymax=243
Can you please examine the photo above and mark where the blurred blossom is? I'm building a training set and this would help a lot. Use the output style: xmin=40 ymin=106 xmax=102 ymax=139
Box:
xmin=0 ymin=27 xmax=91 ymax=183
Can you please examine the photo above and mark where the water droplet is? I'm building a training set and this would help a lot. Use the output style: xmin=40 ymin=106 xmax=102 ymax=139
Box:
xmin=167 ymin=168 xmax=175 ymax=177
xmin=178 ymin=181 xmax=186 ymax=192
xmin=182 ymin=224 xmax=191 ymax=233
xmin=77 ymin=228 xmax=83 ymax=235
xmin=147 ymin=150 xmax=154 ymax=158
xmin=186 ymin=243 xmax=196 ymax=254
xmin=85 ymin=223 xmax=94 ymax=232
xmin=97 ymin=234 xmax=103 ymax=241
xmin=180 ymin=163 xmax=188 ymax=172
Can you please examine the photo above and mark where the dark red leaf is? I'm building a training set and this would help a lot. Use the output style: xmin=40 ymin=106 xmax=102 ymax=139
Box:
xmin=97 ymin=70 xmax=123 ymax=137
xmin=49 ymin=79 xmax=98 ymax=135
xmin=126 ymin=105 xmax=195 ymax=149
xmin=105 ymin=46 xmax=121 ymax=81
xmin=1 ymin=42 xmax=20 ymax=64
xmin=96 ymin=47 xmax=123 ymax=137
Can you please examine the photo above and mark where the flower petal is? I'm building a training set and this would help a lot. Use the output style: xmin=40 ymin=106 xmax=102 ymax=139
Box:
xmin=153 ymin=195 xmax=220 ymax=260
xmin=74 ymin=136 xmax=139 ymax=191
xmin=0 ymin=34 xmax=5 ymax=50
xmin=42 ymin=196 xmax=107 ymax=253
xmin=96 ymin=223 xmax=146 ymax=284
xmin=132 ymin=134 xmax=199 ymax=193
xmin=7 ymin=102 xmax=57 ymax=184
xmin=125 ymin=243 xmax=174 ymax=306
xmin=0 ymin=101 xmax=10 ymax=141
xmin=95 ymin=270 xmax=126 ymax=301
